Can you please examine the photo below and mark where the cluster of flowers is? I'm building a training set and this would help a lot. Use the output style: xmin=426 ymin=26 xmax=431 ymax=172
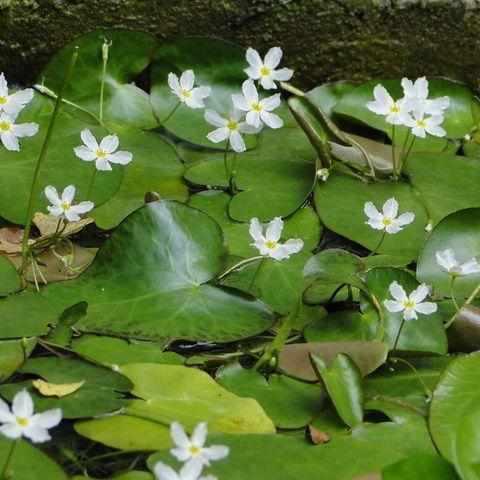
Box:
xmin=364 ymin=197 xmax=480 ymax=322
xmin=168 ymin=47 xmax=293 ymax=152
xmin=367 ymin=77 xmax=449 ymax=138
xmin=153 ymin=422 xmax=229 ymax=480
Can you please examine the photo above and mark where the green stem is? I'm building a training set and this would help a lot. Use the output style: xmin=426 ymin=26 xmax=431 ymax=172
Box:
xmin=223 ymin=139 xmax=230 ymax=187
xmin=255 ymin=298 xmax=302 ymax=370
xmin=99 ymin=38 xmax=111 ymax=123
xmin=217 ymin=256 xmax=264 ymax=281
xmin=248 ymin=257 xmax=265 ymax=292
xmin=229 ymin=151 xmax=239 ymax=194
xmin=1 ymin=440 xmax=18 ymax=480
xmin=445 ymin=281 xmax=480 ymax=329
xmin=86 ymin=167 xmax=97 ymax=199
xmin=449 ymin=275 xmax=460 ymax=312
xmin=392 ymin=317 xmax=406 ymax=352
xmin=399 ymin=135 xmax=416 ymax=173
xmin=160 ymin=102 xmax=180 ymax=124
xmin=368 ymin=230 xmax=386 ymax=257
xmin=391 ymin=124 xmax=397 ymax=179
xmin=280 ymin=82 xmax=305 ymax=97
xmin=21 ymin=47 xmax=79 ymax=274
xmin=389 ymin=356 xmax=432 ymax=398
xmin=399 ymin=130 xmax=411 ymax=167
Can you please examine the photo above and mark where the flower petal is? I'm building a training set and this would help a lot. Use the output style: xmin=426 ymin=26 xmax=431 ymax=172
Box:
xmin=12 ymin=389 xmax=34 ymax=418
xmin=80 ymin=129 xmax=98 ymax=150
xmin=180 ymin=70 xmax=195 ymax=91
xmin=259 ymin=76 xmax=277 ymax=90
xmin=249 ymin=218 xmax=264 ymax=242
xmin=364 ymin=201 xmax=382 ymax=220
xmin=0 ymin=398 xmax=13 ymax=423
xmin=272 ymin=68 xmax=293 ymax=82
xmin=32 ymin=409 xmax=62 ymax=429
xmin=415 ymin=301 xmax=438 ymax=315
xmin=436 ymin=249 xmax=457 ymax=272
xmin=99 ymin=134 xmax=119 ymax=153
xmin=74 ymin=145 xmax=96 ymax=161
xmin=47 ymin=206 xmax=64 ymax=217
xmin=71 ymin=201 xmax=94 ymax=215
xmin=6 ymin=89 xmax=34 ymax=115
xmin=204 ymin=445 xmax=229 ymax=461
xmin=246 ymin=48 xmax=263 ymax=69
xmin=265 ymin=217 xmax=283 ymax=242
xmin=62 ymin=185 xmax=76 ymax=204
xmin=0 ymin=72 xmax=8 ymax=97
xmin=282 ymin=238 xmax=304 ymax=256
xmin=414 ymin=77 xmax=429 ymax=100
xmin=207 ymin=127 xmax=229 ymax=144
xmin=168 ymin=73 xmax=181 ymax=94
xmin=24 ymin=425 xmax=51 ymax=443
xmin=384 ymin=299 xmax=405 ymax=313
xmin=396 ymin=212 xmax=415 ymax=226
xmin=95 ymin=158 xmax=113 ymax=171
xmin=261 ymin=94 xmax=281 ymax=111
xmin=12 ymin=122 xmax=38 ymax=138
xmin=389 ymin=281 xmax=407 ymax=302
xmin=107 ymin=151 xmax=133 ymax=165
xmin=382 ymin=198 xmax=398 ymax=219
xmin=191 ymin=422 xmax=208 ymax=447
xmin=460 ymin=258 xmax=480 ymax=276
xmin=180 ymin=461 xmax=204 ymax=480
xmin=409 ymin=283 xmax=430 ymax=303
xmin=246 ymin=111 xmax=261 ymax=129
xmin=154 ymin=461 xmax=180 ymax=480
xmin=264 ymin=47 xmax=283 ymax=69
xmin=260 ymin=111 xmax=283 ymax=129
xmin=1 ymin=132 xmax=19 ymax=151
xmin=44 ymin=185 xmax=61 ymax=206
xmin=170 ymin=421 xmax=190 ymax=448
xmin=229 ymin=130 xmax=246 ymax=153
xmin=232 ymin=93 xmax=249 ymax=112
xmin=0 ymin=423 xmax=22 ymax=440
xmin=204 ymin=110 xmax=227 ymax=128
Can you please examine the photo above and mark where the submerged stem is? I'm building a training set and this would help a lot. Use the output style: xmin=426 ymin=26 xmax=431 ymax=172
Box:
xmin=21 ymin=47 xmax=79 ymax=274
xmin=1 ymin=439 xmax=18 ymax=480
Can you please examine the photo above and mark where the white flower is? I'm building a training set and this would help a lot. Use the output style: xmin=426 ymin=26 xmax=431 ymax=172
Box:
xmin=244 ymin=47 xmax=293 ymax=90
xmin=232 ymin=79 xmax=283 ymax=129
xmin=317 ymin=168 xmax=329 ymax=181
xmin=0 ymin=112 xmax=38 ymax=151
xmin=44 ymin=185 xmax=94 ymax=222
xmin=364 ymin=198 xmax=415 ymax=234
xmin=384 ymin=281 xmax=437 ymax=321
xmin=74 ymin=129 xmax=133 ymax=171
xmin=249 ymin=217 xmax=304 ymax=261
xmin=170 ymin=422 xmax=228 ymax=468
xmin=0 ymin=389 xmax=62 ymax=443
xmin=401 ymin=77 xmax=449 ymax=115
xmin=464 ymin=133 xmax=472 ymax=142
xmin=204 ymin=109 xmax=257 ymax=153
xmin=425 ymin=222 xmax=433 ymax=232
xmin=154 ymin=461 xmax=215 ymax=480
xmin=404 ymin=109 xmax=446 ymax=138
xmin=367 ymin=84 xmax=410 ymax=125
xmin=168 ymin=70 xmax=211 ymax=109
xmin=0 ymin=73 xmax=34 ymax=116
xmin=436 ymin=248 xmax=480 ymax=276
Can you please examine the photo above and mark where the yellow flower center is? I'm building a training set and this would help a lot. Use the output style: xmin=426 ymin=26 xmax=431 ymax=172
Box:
xmin=189 ymin=446 xmax=201 ymax=456
xmin=0 ymin=121 xmax=11 ymax=131
xmin=260 ymin=66 xmax=271 ymax=77
xmin=390 ymin=103 xmax=400 ymax=113
xmin=61 ymin=201 xmax=71 ymax=211
xmin=251 ymin=102 xmax=263 ymax=112
xmin=416 ymin=119 xmax=427 ymax=128
xmin=403 ymin=300 xmax=415 ymax=309
xmin=96 ymin=149 xmax=107 ymax=158
xmin=382 ymin=217 xmax=392 ymax=226
xmin=265 ymin=240 xmax=277 ymax=249
xmin=227 ymin=120 xmax=238 ymax=131
xmin=16 ymin=417 xmax=29 ymax=427
xmin=181 ymin=89 xmax=192 ymax=98
xmin=0 ymin=96 xmax=7 ymax=105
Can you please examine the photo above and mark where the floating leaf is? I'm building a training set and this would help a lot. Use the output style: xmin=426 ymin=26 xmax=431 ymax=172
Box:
xmin=382 ymin=453 xmax=459 ymax=480
xmin=0 ymin=256 xmax=21 ymax=296
xmin=0 ymin=338 xmax=36 ymax=382
xmin=0 ymin=202 xmax=273 ymax=342
xmin=278 ymin=341 xmax=388 ymax=381
xmin=32 ymin=379 xmax=85 ymax=397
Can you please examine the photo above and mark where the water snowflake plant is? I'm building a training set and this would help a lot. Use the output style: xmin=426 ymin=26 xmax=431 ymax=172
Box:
xmin=0 ymin=29 xmax=479 ymax=480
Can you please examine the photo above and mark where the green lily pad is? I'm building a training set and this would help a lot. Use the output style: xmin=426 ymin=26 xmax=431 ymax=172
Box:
xmin=148 ymin=403 xmax=435 ymax=480
xmin=406 ymin=152 xmax=480 ymax=225
xmin=72 ymin=335 xmax=183 ymax=368
xmin=216 ymin=363 xmax=323 ymax=429
xmin=91 ymin=129 xmax=188 ymax=229
xmin=306 ymin=82 xmax=356 ymax=117
xmin=417 ymin=208 xmax=480 ymax=299
xmin=365 ymin=268 xmax=447 ymax=353
xmin=0 ymin=201 xmax=273 ymax=342
xmin=0 ymin=257 xmax=21 ymax=296
xmin=0 ymin=96 xmax=122 ymax=225
xmin=0 ymin=438 xmax=67 ymax=480
xmin=382 ymin=453 xmax=458 ymax=479
xmin=311 ymin=353 xmax=364 ymax=428
xmin=40 ymin=30 xmax=157 ymax=129
xmin=0 ymin=356 xmax=132 ymax=418
xmin=430 ymin=353 xmax=480 ymax=472
xmin=150 ymin=37 xmax=247 ymax=147
xmin=314 ymin=174 xmax=428 ymax=260
xmin=0 ymin=338 xmax=36 ymax=382
xmin=185 ymin=125 xmax=316 ymax=221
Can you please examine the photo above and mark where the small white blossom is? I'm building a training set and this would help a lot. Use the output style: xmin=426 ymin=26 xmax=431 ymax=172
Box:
xmin=436 ymin=248 xmax=480 ymax=277
xmin=74 ymin=129 xmax=133 ymax=171
xmin=364 ymin=198 xmax=415 ymax=234
xmin=317 ymin=168 xmax=329 ymax=181
xmin=44 ymin=185 xmax=94 ymax=222
xmin=464 ymin=133 xmax=472 ymax=142
xmin=425 ymin=222 xmax=433 ymax=232
xmin=0 ymin=389 xmax=62 ymax=443
xmin=168 ymin=70 xmax=211 ymax=109
xmin=244 ymin=47 xmax=293 ymax=90
xmin=0 ymin=73 xmax=34 ymax=116
xmin=170 ymin=422 xmax=229 ymax=468
xmin=154 ymin=461 xmax=215 ymax=480
xmin=367 ymin=85 xmax=410 ymax=125
xmin=204 ymin=109 xmax=257 ymax=153
xmin=232 ymin=79 xmax=282 ymax=129
xmin=401 ymin=77 xmax=449 ymax=115
xmin=404 ymin=109 xmax=446 ymax=138
xmin=0 ymin=112 xmax=38 ymax=151
xmin=384 ymin=281 xmax=437 ymax=321
xmin=249 ymin=217 xmax=303 ymax=261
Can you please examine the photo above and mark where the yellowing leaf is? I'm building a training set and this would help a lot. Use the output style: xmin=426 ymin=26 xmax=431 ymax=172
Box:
xmin=32 ymin=379 xmax=85 ymax=397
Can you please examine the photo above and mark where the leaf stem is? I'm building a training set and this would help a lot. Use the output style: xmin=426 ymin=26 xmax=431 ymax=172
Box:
xmin=389 ymin=356 xmax=432 ymax=398
xmin=368 ymin=230 xmax=386 ymax=257
xmin=223 ymin=139 xmax=230 ymax=188
xmin=1 ymin=439 xmax=18 ymax=480
xmin=21 ymin=47 xmax=79 ymax=274
xmin=217 ymin=256 xmax=264 ymax=281
xmin=392 ymin=317 xmax=406 ymax=352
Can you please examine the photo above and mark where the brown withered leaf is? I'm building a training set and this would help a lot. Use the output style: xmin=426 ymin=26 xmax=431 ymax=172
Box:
xmin=0 ymin=227 xmax=32 ymax=254
xmin=278 ymin=341 xmax=388 ymax=381
xmin=33 ymin=212 xmax=94 ymax=238
xmin=307 ymin=424 xmax=330 ymax=445
xmin=448 ymin=305 xmax=480 ymax=352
